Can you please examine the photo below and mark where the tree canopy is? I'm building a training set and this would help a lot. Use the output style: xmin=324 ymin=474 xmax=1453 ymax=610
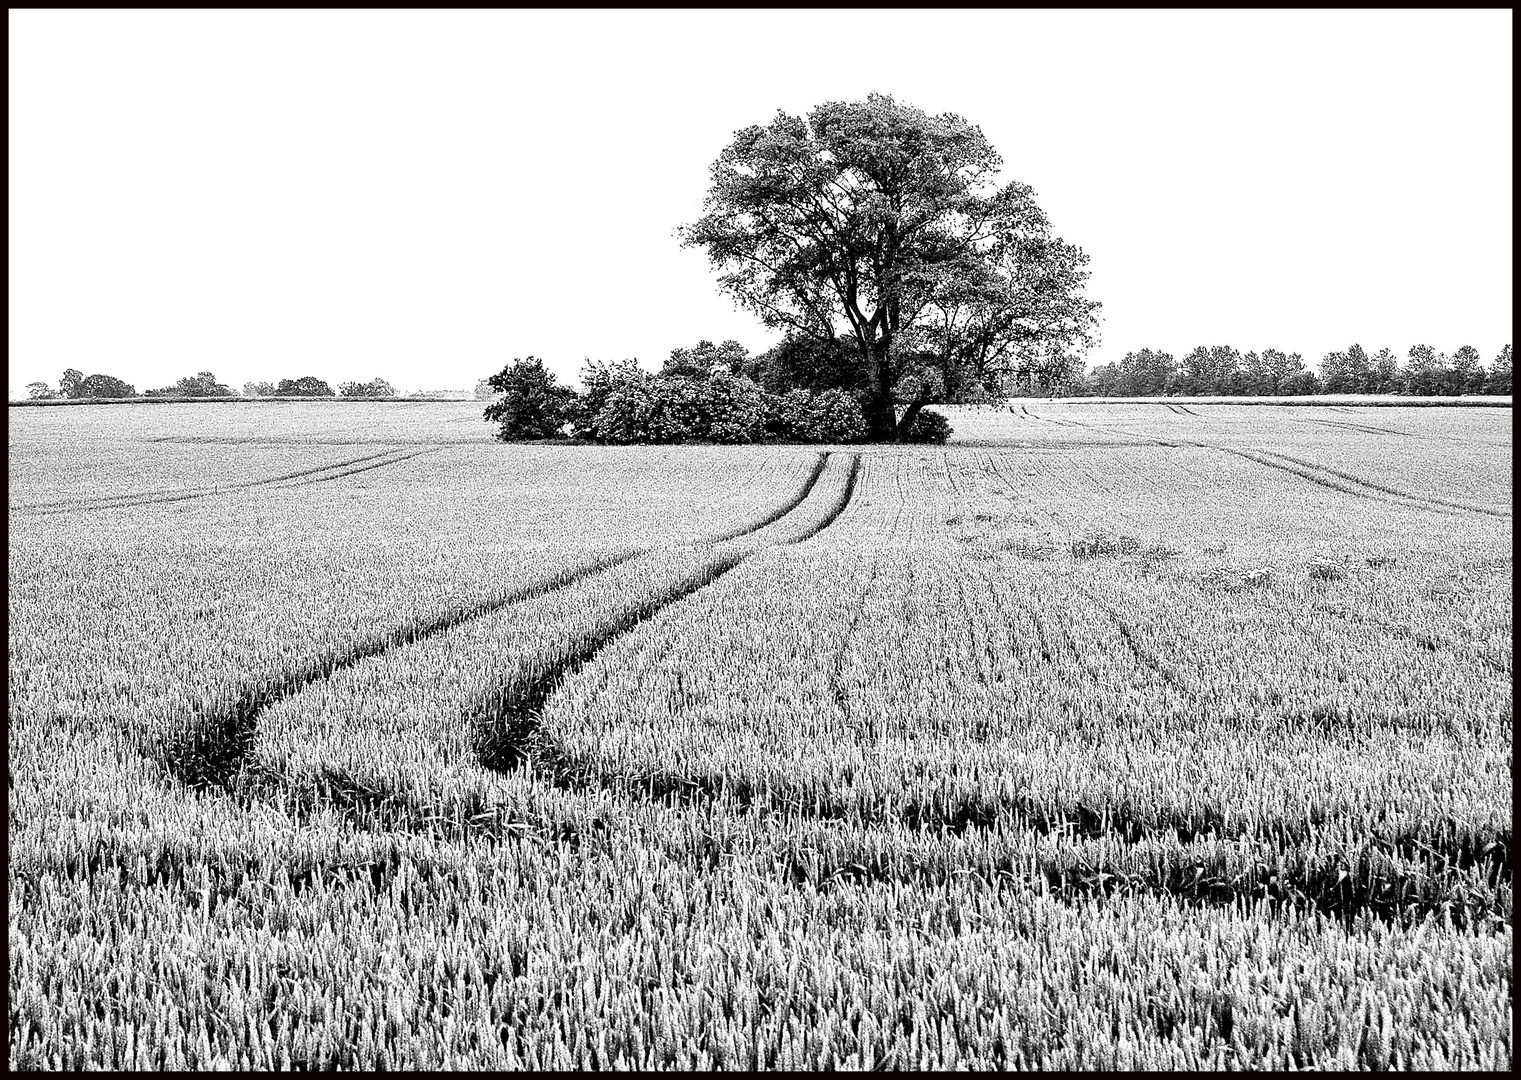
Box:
xmin=73 ymin=373 xmax=136 ymax=398
xmin=679 ymin=92 xmax=1100 ymax=440
xmin=146 ymin=371 xmax=234 ymax=397
xmin=483 ymin=357 xmax=577 ymax=440
xmin=273 ymin=376 xmax=336 ymax=397
xmin=338 ymin=378 xmax=397 ymax=399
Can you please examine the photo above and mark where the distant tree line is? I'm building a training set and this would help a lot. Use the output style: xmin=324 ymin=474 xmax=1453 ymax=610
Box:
xmin=1066 ymin=343 xmax=1511 ymax=398
xmin=483 ymin=340 xmax=953 ymax=445
xmin=23 ymin=370 xmax=402 ymax=401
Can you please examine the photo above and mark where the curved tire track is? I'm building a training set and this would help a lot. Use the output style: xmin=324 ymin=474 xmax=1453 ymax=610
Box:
xmin=162 ymin=453 xmax=858 ymax=795
xmin=475 ymin=455 xmax=861 ymax=775
xmin=25 ymin=448 xmax=419 ymax=515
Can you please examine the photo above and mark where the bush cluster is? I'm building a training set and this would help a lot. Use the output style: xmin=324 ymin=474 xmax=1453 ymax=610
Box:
xmin=484 ymin=348 xmax=942 ymax=445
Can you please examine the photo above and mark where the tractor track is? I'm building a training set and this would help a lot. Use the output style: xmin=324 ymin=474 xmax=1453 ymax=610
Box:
xmin=23 ymin=447 xmax=431 ymax=517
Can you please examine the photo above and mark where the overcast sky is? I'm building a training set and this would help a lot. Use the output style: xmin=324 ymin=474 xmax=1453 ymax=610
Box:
xmin=8 ymin=9 xmax=1513 ymax=396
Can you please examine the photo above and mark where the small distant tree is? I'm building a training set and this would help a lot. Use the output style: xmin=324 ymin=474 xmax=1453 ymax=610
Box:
xmin=1369 ymin=347 xmax=1400 ymax=394
xmin=1279 ymin=369 xmax=1322 ymax=396
xmin=25 ymin=382 xmax=57 ymax=400
xmin=1448 ymin=345 xmax=1484 ymax=395
xmin=59 ymin=369 xmax=84 ymax=398
xmin=74 ymin=374 xmax=136 ymax=398
xmin=1260 ymin=349 xmax=1306 ymax=394
xmin=273 ymin=376 xmax=336 ymax=397
xmin=1004 ymin=348 xmax=1079 ymax=398
xmin=1082 ymin=361 xmax=1121 ymax=397
xmin=473 ymin=378 xmax=498 ymax=401
xmin=1177 ymin=345 xmax=1242 ymax=395
xmin=1115 ymin=348 xmax=1176 ymax=396
xmin=1485 ymin=344 xmax=1511 ymax=395
xmin=1320 ymin=344 xmax=1373 ymax=394
xmin=147 ymin=371 xmax=234 ymax=397
xmin=242 ymin=381 xmax=277 ymax=397
xmin=483 ymin=357 xmax=577 ymax=440
xmin=339 ymin=378 xmax=396 ymax=398
xmin=1401 ymin=344 xmax=1448 ymax=396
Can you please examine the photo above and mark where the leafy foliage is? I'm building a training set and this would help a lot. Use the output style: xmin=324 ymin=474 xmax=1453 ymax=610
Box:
xmin=764 ymin=388 xmax=869 ymax=443
xmin=1486 ymin=344 xmax=1511 ymax=395
xmin=743 ymin=334 xmax=869 ymax=397
xmin=273 ymin=376 xmax=336 ymax=397
xmin=72 ymin=373 xmax=137 ymax=398
xmin=338 ymin=378 xmax=397 ymax=399
xmin=145 ymin=371 xmax=234 ymax=398
xmin=25 ymin=382 xmax=56 ymax=400
xmin=483 ymin=357 xmax=577 ymax=440
xmin=661 ymin=339 xmax=749 ymax=380
xmin=242 ymin=381 xmax=277 ymax=398
xmin=679 ymin=93 xmax=1099 ymax=440
xmin=898 ymin=408 xmax=953 ymax=444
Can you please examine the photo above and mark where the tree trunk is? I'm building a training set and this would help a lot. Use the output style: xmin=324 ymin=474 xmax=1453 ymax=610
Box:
xmin=895 ymin=398 xmax=927 ymax=440
xmin=865 ymin=343 xmax=896 ymax=442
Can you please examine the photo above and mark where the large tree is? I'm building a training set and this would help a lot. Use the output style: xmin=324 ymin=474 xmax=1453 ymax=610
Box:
xmin=679 ymin=93 xmax=1100 ymax=441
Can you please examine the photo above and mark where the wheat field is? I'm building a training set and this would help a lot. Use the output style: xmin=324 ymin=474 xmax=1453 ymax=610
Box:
xmin=8 ymin=400 xmax=1512 ymax=1069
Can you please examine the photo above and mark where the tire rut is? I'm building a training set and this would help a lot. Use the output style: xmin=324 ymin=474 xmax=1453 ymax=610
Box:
xmin=23 ymin=449 xmax=411 ymax=514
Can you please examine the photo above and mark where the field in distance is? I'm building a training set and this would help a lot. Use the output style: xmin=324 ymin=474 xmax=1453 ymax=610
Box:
xmin=8 ymin=401 xmax=1512 ymax=1069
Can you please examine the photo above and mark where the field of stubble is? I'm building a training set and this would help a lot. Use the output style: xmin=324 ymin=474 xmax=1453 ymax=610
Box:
xmin=8 ymin=400 xmax=1512 ymax=1069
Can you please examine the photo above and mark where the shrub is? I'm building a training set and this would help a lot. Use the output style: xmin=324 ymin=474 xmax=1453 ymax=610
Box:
xmin=699 ymin=372 xmax=767 ymax=443
xmin=900 ymin=408 xmax=952 ymax=444
xmin=574 ymin=359 xmax=645 ymax=440
xmin=764 ymin=388 xmax=867 ymax=443
xmin=589 ymin=372 xmax=766 ymax=444
xmin=483 ymin=357 xmax=577 ymax=440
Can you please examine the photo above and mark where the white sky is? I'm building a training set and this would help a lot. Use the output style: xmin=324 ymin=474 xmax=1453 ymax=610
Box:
xmin=8 ymin=9 xmax=1513 ymax=396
